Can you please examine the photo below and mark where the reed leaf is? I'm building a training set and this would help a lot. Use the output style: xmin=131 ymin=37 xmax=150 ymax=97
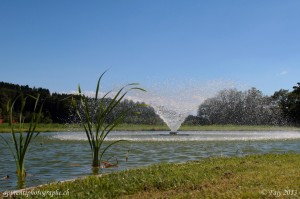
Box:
xmin=99 ymin=139 xmax=126 ymax=163
xmin=72 ymin=71 xmax=145 ymax=169
xmin=0 ymin=135 xmax=18 ymax=164
xmin=95 ymin=69 xmax=108 ymax=100
xmin=1 ymin=94 xmax=44 ymax=180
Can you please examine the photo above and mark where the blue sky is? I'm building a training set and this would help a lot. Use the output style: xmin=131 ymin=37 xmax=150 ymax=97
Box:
xmin=0 ymin=0 xmax=300 ymax=95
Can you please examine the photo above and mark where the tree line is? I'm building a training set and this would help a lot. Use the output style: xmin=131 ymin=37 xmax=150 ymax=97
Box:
xmin=0 ymin=82 xmax=163 ymax=125
xmin=0 ymin=81 xmax=299 ymax=126
xmin=184 ymin=83 xmax=300 ymax=126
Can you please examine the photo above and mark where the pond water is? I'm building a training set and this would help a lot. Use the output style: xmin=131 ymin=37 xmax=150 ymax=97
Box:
xmin=1 ymin=131 xmax=300 ymax=192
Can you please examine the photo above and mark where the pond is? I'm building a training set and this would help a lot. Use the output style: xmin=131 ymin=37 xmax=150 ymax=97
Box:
xmin=1 ymin=131 xmax=300 ymax=192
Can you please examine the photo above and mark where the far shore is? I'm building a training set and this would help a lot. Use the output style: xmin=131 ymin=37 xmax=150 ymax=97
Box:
xmin=0 ymin=123 xmax=300 ymax=133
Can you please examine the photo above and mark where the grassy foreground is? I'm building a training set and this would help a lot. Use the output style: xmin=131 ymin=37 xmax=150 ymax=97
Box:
xmin=0 ymin=123 xmax=300 ymax=133
xmin=5 ymin=153 xmax=300 ymax=198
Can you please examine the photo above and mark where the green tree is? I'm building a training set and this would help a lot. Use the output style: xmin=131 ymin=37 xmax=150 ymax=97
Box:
xmin=198 ymin=88 xmax=284 ymax=125
xmin=288 ymin=83 xmax=300 ymax=125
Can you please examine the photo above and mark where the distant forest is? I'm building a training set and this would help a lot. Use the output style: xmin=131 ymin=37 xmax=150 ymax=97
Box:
xmin=0 ymin=82 xmax=163 ymax=125
xmin=0 ymin=81 xmax=299 ymax=126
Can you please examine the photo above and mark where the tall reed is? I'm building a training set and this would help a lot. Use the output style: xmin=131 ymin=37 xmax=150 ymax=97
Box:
xmin=0 ymin=94 xmax=43 ymax=180
xmin=72 ymin=71 xmax=145 ymax=168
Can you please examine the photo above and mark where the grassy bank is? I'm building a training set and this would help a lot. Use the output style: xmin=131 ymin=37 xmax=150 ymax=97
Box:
xmin=6 ymin=153 xmax=300 ymax=198
xmin=179 ymin=124 xmax=300 ymax=131
xmin=0 ymin=123 xmax=81 ymax=133
xmin=114 ymin=124 xmax=300 ymax=131
xmin=0 ymin=123 xmax=300 ymax=133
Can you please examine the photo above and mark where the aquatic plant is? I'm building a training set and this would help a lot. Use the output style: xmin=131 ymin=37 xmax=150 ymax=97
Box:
xmin=72 ymin=71 xmax=145 ymax=168
xmin=0 ymin=94 xmax=43 ymax=180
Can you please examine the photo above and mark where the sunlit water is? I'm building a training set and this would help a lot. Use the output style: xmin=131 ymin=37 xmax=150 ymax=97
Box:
xmin=1 ymin=131 xmax=300 ymax=192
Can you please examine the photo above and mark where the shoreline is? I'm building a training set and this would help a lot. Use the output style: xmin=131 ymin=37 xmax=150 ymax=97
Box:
xmin=2 ymin=153 xmax=299 ymax=198
xmin=0 ymin=123 xmax=300 ymax=133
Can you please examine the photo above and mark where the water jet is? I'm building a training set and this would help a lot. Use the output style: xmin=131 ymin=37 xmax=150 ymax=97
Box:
xmin=129 ymin=80 xmax=234 ymax=134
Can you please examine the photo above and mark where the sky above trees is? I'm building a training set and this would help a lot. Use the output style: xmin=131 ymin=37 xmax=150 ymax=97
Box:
xmin=1 ymin=0 xmax=300 ymax=95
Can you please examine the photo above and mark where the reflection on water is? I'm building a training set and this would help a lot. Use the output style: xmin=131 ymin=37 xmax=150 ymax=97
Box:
xmin=1 ymin=131 xmax=300 ymax=191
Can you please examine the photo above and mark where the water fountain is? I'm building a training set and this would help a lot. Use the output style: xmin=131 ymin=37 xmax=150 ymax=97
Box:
xmin=129 ymin=79 xmax=234 ymax=135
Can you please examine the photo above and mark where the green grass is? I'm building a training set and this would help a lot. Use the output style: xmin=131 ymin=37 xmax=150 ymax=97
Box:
xmin=0 ymin=123 xmax=80 ymax=133
xmin=7 ymin=153 xmax=300 ymax=198
xmin=0 ymin=123 xmax=300 ymax=133
xmin=179 ymin=124 xmax=300 ymax=131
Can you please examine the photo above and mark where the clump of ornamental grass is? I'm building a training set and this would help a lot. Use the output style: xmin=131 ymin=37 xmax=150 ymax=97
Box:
xmin=72 ymin=71 xmax=145 ymax=171
xmin=0 ymin=94 xmax=43 ymax=188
